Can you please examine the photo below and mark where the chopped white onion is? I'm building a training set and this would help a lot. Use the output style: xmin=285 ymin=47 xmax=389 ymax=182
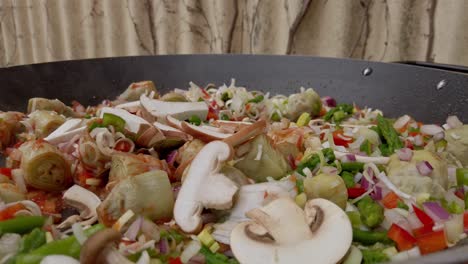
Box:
xmin=113 ymin=210 xmax=135 ymax=232
xmin=393 ymin=115 xmax=411 ymax=130
xmin=136 ymin=250 xmax=150 ymax=264
xmin=180 ymin=240 xmax=202 ymax=263
xmin=354 ymin=172 xmax=363 ymax=183
xmin=11 ymin=169 xmax=27 ymax=193
xmin=446 ymin=116 xmax=463 ymax=129
xmin=413 ymin=135 xmax=423 ymax=146
xmin=72 ymin=223 xmax=87 ymax=245
xmin=444 ymin=213 xmax=464 ymax=244
xmin=420 ymin=124 xmax=443 ymax=136
xmin=254 ymin=144 xmax=263 ymax=161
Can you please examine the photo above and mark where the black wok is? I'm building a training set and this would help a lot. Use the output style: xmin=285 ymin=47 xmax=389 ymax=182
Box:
xmin=0 ymin=55 xmax=467 ymax=264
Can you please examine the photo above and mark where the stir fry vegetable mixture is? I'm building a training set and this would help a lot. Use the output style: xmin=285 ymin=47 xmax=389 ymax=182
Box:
xmin=0 ymin=80 xmax=466 ymax=264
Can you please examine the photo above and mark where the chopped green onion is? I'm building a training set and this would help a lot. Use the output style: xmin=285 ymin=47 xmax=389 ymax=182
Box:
xmin=397 ymin=200 xmax=409 ymax=210
xmin=271 ymin=112 xmax=281 ymax=122
xmin=247 ymin=95 xmax=264 ymax=103
xmin=188 ymin=115 xmax=202 ymax=126
xmin=102 ymin=113 xmax=126 ymax=132
xmin=456 ymin=168 xmax=468 ymax=186
xmin=296 ymin=113 xmax=311 ymax=127
xmin=341 ymin=162 xmax=364 ymax=172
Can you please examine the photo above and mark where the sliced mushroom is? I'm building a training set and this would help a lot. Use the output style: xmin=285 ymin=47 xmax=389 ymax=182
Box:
xmin=140 ymin=94 xmax=208 ymax=121
xmin=45 ymin=119 xmax=86 ymax=145
xmin=80 ymin=228 xmax=132 ymax=264
xmin=223 ymin=120 xmax=267 ymax=147
xmin=174 ymin=141 xmax=239 ymax=233
xmin=60 ymin=185 xmax=101 ymax=228
xmin=180 ymin=122 xmax=233 ymax=142
xmin=212 ymin=181 xmax=296 ymax=244
xmin=100 ymin=107 xmax=165 ymax=147
xmin=212 ymin=120 xmax=253 ymax=133
xmin=154 ymin=122 xmax=192 ymax=141
xmin=231 ymin=198 xmax=352 ymax=264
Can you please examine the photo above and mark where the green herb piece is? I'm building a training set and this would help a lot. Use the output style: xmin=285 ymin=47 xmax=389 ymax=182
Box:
xmin=357 ymin=196 xmax=384 ymax=228
xmin=102 ymin=113 xmax=126 ymax=132
xmin=188 ymin=115 xmax=202 ymax=126
xmin=323 ymin=103 xmax=353 ymax=123
xmin=361 ymin=248 xmax=390 ymax=264
xmin=376 ymin=115 xmax=403 ymax=156
xmin=341 ymin=171 xmax=355 ymax=188
xmin=360 ymin=139 xmax=372 ymax=156
xmin=341 ymin=162 xmax=364 ymax=172
xmin=247 ymin=95 xmax=264 ymax=104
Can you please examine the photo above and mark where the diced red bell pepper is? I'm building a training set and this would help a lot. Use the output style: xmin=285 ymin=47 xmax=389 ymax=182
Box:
xmin=207 ymin=107 xmax=218 ymax=120
xmin=388 ymin=223 xmax=417 ymax=251
xmin=0 ymin=203 xmax=26 ymax=220
xmin=416 ymin=230 xmax=447 ymax=255
xmin=412 ymin=204 xmax=434 ymax=228
xmin=169 ymin=257 xmax=183 ymax=264
xmin=347 ymin=187 xmax=367 ymax=198
xmin=332 ymin=130 xmax=354 ymax=147
xmin=382 ymin=192 xmax=401 ymax=209
xmin=0 ymin=168 xmax=12 ymax=178
xmin=412 ymin=225 xmax=433 ymax=238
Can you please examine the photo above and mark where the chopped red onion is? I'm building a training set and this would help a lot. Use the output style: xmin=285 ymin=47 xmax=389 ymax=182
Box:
xmin=446 ymin=116 xmax=463 ymax=129
xmin=393 ymin=115 xmax=411 ymax=130
xmin=416 ymin=161 xmax=433 ymax=176
xmin=188 ymin=254 xmax=206 ymax=264
xmin=361 ymin=176 xmax=371 ymax=190
xmin=124 ymin=216 xmax=142 ymax=241
xmin=413 ymin=135 xmax=423 ymax=146
xmin=370 ymin=186 xmax=382 ymax=200
xmin=342 ymin=154 xmax=357 ymax=163
xmin=321 ymin=96 xmax=336 ymax=107
xmin=322 ymin=166 xmax=338 ymax=175
xmin=420 ymin=124 xmax=443 ymax=136
xmin=158 ymin=237 xmax=169 ymax=254
xmin=422 ymin=202 xmax=451 ymax=222
xmin=397 ymin=148 xmax=413 ymax=161
xmin=166 ymin=150 xmax=178 ymax=166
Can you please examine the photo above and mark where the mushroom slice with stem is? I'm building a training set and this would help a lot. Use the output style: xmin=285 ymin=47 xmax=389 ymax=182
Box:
xmin=231 ymin=198 xmax=352 ymax=264
xmin=211 ymin=120 xmax=253 ymax=133
xmin=174 ymin=141 xmax=239 ymax=233
xmin=180 ymin=122 xmax=233 ymax=142
xmin=45 ymin=119 xmax=86 ymax=145
xmin=140 ymin=93 xmax=208 ymax=121
xmin=60 ymin=185 xmax=101 ymax=228
xmin=80 ymin=228 xmax=133 ymax=264
xmin=212 ymin=181 xmax=296 ymax=245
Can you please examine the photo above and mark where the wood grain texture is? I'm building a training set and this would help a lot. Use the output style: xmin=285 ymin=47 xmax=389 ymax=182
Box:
xmin=0 ymin=0 xmax=467 ymax=67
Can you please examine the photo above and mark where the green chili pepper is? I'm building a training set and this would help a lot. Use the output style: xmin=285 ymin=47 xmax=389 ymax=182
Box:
xmin=341 ymin=171 xmax=355 ymax=188
xmin=323 ymin=103 xmax=353 ymax=123
xmin=456 ymin=168 xmax=468 ymax=187
xmin=376 ymin=115 xmax=403 ymax=156
xmin=352 ymin=228 xmax=393 ymax=245
xmin=188 ymin=115 xmax=202 ymax=126
xmin=247 ymin=95 xmax=264 ymax=104
xmin=271 ymin=112 xmax=281 ymax=122
xmin=341 ymin=162 xmax=364 ymax=172
xmin=347 ymin=211 xmax=362 ymax=228
xmin=357 ymin=196 xmax=384 ymax=228
xmin=102 ymin=113 xmax=126 ymax=132
xmin=19 ymin=228 xmax=46 ymax=254
xmin=0 ymin=216 xmax=45 ymax=236
xmin=360 ymin=139 xmax=372 ymax=156
xmin=15 ymin=224 xmax=105 ymax=264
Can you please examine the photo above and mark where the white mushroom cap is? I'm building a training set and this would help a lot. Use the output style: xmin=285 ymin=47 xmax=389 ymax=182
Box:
xmin=174 ymin=141 xmax=238 ymax=233
xmin=140 ymin=94 xmax=208 ymax=121
xmin=45 ymin=119 xmax=86 ymax=144
xmin=99 ymin=107 xmax=150 ymax=134
xmin=63 ymin=185 xmax=101 ymax=225
xmin=212 ymin=181 xmax=297 ymax=245
xmin=231 ymin=198 xmax=352 ymax=264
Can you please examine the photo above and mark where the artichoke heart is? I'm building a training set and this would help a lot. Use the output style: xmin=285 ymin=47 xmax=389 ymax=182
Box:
xmin=0 ymin=183 xmax=26 ymax=203
xmin=0 ymin=112 xmax=23 ymax=150
xmin=445 ymin=125 xmax=468 ymax=167
xmin=28 ymin=98 xmax=74 ymax=117
xmin=118 ymin=81 xmax=157 ymax=101
xmin=97 ymin=170 xmax=174 ymax=226
xmin=28 ymin=110 xmax=65 ymax=138
xmin=234 ymin=135 xmax=290 ymax=182
xmin=19 ymin=140 xmax=72 ymax=191
xmin=109 ymin=152 xmax=168 ymax=183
